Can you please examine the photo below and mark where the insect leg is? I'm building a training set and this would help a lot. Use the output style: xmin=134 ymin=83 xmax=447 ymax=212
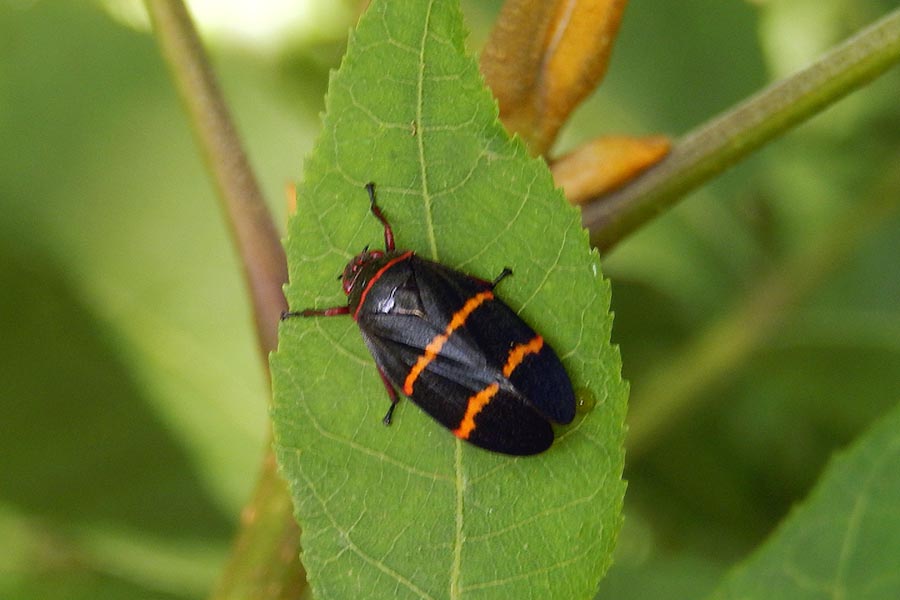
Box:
xmin=463 ymin=267 xmax=514 ymax=290
xmin=376 ymin=366 xmax=401 ymax=425
xmin=281 ymin=306 xmax=350 ymax=319
xmin=490 ymin=267 xmax=513 ymax=289
xmin=365 ymin=182 xmax=395 ymax=252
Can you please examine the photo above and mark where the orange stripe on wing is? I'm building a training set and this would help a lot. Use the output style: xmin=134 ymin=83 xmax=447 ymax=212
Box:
xmin=502 ymin=336 xmax=544 ymax=377
xmin=452 ymin=383 xmax=500 ymax=440
xmin=402 ymin=290 xmax=494 ymax=395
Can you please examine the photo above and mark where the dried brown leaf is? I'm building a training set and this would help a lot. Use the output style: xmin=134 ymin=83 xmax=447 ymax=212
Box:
xmin=551 ymin=135 xmax=670 ymax=203
xmin=481 ymin=0 xmax=628 ymax=154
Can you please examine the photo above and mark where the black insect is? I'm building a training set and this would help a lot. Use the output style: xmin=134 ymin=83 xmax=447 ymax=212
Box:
xmin=282 ymin=183 xmax=575 ymax=455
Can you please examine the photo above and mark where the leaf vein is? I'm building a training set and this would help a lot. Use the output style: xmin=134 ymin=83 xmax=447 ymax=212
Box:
xmin=465 ymin=489 xmax=602 ymax=543
xmin=295 ymin=462 xmax=438 ymax=600
xmin=282 ymin=433 xmax=452 ymax=484
xmin=460 ymin=534 xmax=603 ymax=593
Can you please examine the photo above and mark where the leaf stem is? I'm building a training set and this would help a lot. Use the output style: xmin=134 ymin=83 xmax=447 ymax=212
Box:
xmin=143 ymin=1 xmax=301 ymax=599
xmin=584 ymin=8 xmax=900 ymax=252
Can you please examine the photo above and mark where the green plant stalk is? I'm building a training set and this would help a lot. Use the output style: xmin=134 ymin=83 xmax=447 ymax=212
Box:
xmin=143 ymin=1 xmax=302 ymax=599
xmin=626 ymin=167 xmax=900 ymax=460
xmin=584 ymin=8 xmax=900 ymax=253
xmin=210 ymin=453 xmax=309 ymax=600
xmin=145 ymin=0 xmax=288 ymax=356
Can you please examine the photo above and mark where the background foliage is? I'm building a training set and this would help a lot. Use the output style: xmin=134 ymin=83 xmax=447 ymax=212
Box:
xmin=1 ymin=0 xmax=898 ymax=598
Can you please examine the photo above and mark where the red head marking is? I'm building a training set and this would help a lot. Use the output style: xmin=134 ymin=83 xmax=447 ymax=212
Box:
xmin=341 ymin=248 xmax=385 ymax=295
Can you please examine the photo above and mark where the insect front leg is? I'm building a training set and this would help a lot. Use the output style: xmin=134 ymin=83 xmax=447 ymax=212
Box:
xmin=281 ymin=306 xmax=350 ymax=319
xmin=365 ymin=182 xmax=395 ymax=252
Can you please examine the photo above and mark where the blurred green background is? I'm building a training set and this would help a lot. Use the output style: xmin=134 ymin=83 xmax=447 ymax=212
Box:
xmin=1 ymin=1 xmax=897 ymax=598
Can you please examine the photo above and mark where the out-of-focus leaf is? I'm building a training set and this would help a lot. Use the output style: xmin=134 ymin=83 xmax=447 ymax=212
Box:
xmin=596 ymin=553 xmax=723 ymax=600
xmin=0 ymin=243 xmax=231 ymax=539
xmin=708 ymin=399 xmax=900 ymax=600
xmin=480 ymin=0 xmax=628 ymax=154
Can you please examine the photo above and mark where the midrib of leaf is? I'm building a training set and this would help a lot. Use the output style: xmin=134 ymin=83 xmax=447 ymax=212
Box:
xmin=451 ymin=440 xmax=464 ymax=599
xmin=830 ymin=446 xmax=882 ymax=597
xmin=416 ymin=0 xmax=439 ymax=263
xmin=831 ymin=499 xmax=864 ymax=599
xmin=412 ymin=2 xmax=465 ymax=596
xmin=409 ymin=2 xmax=466 ymax=595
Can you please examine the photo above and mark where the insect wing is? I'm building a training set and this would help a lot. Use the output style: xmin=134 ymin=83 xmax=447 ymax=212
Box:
xmin=355 ymin=256 xmax=557 ymax=454
xmin=359 ymin=329 xmax=553 ymax=455
xmin=354 ymin=257 xmax=504 ymax=407
xmin=413 ymin=258 xmax=576 ymax=425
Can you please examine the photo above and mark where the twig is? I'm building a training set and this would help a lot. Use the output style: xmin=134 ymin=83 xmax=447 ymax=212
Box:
xmin=145 ymin=0 xmax=288 ymax=354
xmin=143 ymin=2 xmax=302 ymax=599
xmin=584 ymin=8 xmax=900 ymax=252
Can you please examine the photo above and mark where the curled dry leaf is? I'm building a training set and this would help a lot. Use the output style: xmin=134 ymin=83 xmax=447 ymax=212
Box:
xmin=481 ymin=0 xmax=629 ymax=155
xmin=551 ymin=135 xmax=671 ymax=204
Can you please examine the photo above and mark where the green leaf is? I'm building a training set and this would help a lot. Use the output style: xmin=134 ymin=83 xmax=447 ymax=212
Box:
xmin=708 ymin=399 xmax=900 ymax=600
xmin=270 ymin=0 xmax=627 ymax=598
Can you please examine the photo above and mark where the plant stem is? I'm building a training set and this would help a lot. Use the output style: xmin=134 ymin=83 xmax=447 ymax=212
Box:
xmin=145 ymin=0 xmax=288 ymax=356
xmin=210 ymin=454 xmax=309 ymax=600
xmin=144 ymin=2 xmax=302 ymax=599
xmin=584 ymin=8 xmax=900 ymax=253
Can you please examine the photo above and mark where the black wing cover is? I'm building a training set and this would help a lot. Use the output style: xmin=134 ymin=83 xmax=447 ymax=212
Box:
xmin=355 ymin=255 xmax=575 ymax=455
